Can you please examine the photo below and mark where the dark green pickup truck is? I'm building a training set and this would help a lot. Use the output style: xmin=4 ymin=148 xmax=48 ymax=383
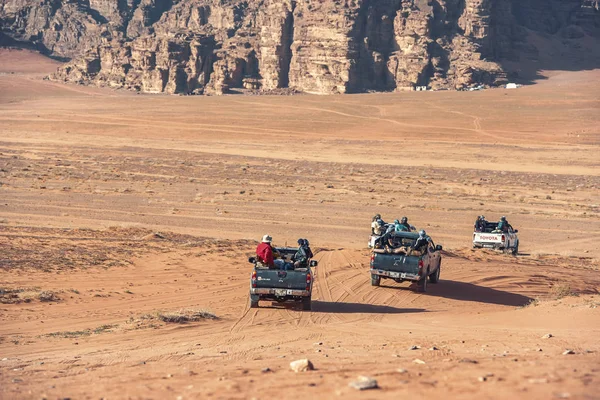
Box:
xmin=249 ymin=247 xmax=318 ymax=310
xmin=370 ymin=232 xmax=442 ymax=292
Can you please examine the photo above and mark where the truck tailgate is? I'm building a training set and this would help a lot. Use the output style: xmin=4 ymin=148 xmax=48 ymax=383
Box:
xmin=255 ymin=269 xmax=308 ymax=290
xmin=474 ymin=233 xmax=503 ymax=243
xmin=371 ymin=253 xmax=420 ymax=275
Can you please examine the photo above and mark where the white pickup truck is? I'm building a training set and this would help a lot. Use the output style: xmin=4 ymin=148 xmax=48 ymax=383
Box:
xmin=473 ymin=222 xmax=519 ymax=255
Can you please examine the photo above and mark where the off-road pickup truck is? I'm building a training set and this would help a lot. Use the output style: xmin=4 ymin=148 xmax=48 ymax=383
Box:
xmin=248 ymin=247 xmax=318 ymax=310
xmin=370 ymin=231 xmax=442 ymax=292
xmin=473 ymin=221 xmax=519 ymax=255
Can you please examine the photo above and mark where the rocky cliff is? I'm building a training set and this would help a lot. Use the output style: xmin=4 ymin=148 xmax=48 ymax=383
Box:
xmin=1 ymin=0 xmax=598 ymax=94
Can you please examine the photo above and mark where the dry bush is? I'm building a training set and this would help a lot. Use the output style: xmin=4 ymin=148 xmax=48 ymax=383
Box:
xmin=0 ymin=288 xmax=59 ymax=304
xmin=157 ymin=309 xmax=218 ymax=323
xmin=39 ymin=291 xmax=59 ymax=302
xmin=521 ymin=298 xmax=540 ymax=308
xmin=550 ymin=283 xmax=577 ymax=299
xmin=44 ymin=324 xmax=118 ymax=338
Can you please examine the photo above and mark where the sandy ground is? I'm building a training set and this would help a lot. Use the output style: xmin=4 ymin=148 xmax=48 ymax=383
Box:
xmin=0 ymin=47 xmax=599 ymax=399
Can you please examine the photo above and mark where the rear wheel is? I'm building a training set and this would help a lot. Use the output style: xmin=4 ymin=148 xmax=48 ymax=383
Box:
xmin=302 ymin=297 xmax=312 ymax=311
xmin=512 ymin=241 xmax=519 ymax=256
xmin=250 ymin=294 xmax=259 ymax=308
xmin=371 ymin=274 xmax=381 ymax=286
xmin=429 ymin=262 xmax=441 ymax=284
xmin=417 ymin=270 xmax=428 ymax=292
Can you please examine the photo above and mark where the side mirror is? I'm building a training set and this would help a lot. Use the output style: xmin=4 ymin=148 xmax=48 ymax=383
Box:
xmin=310 ymin=260 xmax=318 ymax=267
xmin=248 ymin=257 xmax=256 ymax=264
xmin=435 ymin=245 xmax=443 ymax=251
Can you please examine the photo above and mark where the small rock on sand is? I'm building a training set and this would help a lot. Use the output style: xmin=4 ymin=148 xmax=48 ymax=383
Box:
xmin=413 ymin=359 xmax=426 ymax=364
xmin=542 ymin=333 xmax=553 ymax=339
xmin=290 ymin=359 xmax=314 ymax=372
xmin=528 ymin=378 xmax=548 ymax=384
xmin=562 ymin=350 xmax=575 ymax=355
xmin=349 ymin=376 xmax=378 ymax=390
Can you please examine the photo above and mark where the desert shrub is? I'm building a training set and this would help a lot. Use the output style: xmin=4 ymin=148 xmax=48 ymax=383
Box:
xmin=157 ymin=309 xmax=217 ymax=323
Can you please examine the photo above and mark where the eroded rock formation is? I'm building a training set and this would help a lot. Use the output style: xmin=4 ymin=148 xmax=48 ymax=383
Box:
xmin=1 ymin=0 xmax=598 ymax=94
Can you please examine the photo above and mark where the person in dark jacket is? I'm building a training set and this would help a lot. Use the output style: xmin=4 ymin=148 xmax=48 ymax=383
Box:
xmin=303 ymin=239 xmax=314 ymax=259
xmin=256 ymin=234 xmax=275 ymax=268
xmin=412 ymin=230 xmax=430 ymax=251
xmin=293 ymin=239 xmax=309 ymax=268
xmin=474 ymin=215 xmax=486 ymax=232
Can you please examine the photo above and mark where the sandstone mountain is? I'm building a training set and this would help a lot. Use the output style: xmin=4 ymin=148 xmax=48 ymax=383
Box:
xmin=1 ymin=0 xmax=599 ymax=94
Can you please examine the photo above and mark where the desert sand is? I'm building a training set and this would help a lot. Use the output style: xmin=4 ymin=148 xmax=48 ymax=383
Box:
xmin=0 ymin=48 xmax=599 ymax=399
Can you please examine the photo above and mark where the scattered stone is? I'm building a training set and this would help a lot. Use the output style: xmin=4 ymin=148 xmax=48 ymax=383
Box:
xmin=563 ymin=350 xmax=575 ymax=355
xmin=429 ymin=346 xmax=439 ymax=351
xmin=261 ymin=367 xmax=271 ymax=373
xmin=528 ymin=378 xmax=548 ymax=384
xmin=555 ymin=392 xmax=571 ymax=399
xmin=314 ymin=342 xmax=323 ymax=346
xmin=349 ymin=376 xmax=378 ymax=390
xmin=542 ymin=333 xmax=553 ymax=339
xmin=409 ymin=345 xmax=421 ymax=350
xmin=478 ymin=376 xmax=487 ymax=382
xmin=537 ymin=348 xmax=543 ymax=352
xmin=397 ymin=368 xmax=408 ymax=374
xmin=12 ymin=378 xmax=23 ymax=383
xmin=1 ymin=358 xmax=7 ymax=361
xmin=413 ymin=359 xmax=426 ymax=364
xmin=290 ymin=359 xmax=314 ymax=373
xmin=459 ymin=358 xmax=478 ymax=364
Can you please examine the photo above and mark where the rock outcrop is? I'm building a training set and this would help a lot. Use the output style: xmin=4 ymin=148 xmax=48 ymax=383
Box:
xmin=1 ymin=0 xmax=598 ymax=94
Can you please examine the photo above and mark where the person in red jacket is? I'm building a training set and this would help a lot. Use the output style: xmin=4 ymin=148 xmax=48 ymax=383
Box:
xmin=256 ymin=234 xmax=275 ymax=268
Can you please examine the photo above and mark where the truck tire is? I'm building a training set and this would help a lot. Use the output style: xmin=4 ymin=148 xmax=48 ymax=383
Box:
xmin=371 ymin=274 xmax=381 ymax=287
xmin=302 ymin=297 xmax=312 ymax=311
xmin=417 ymin=270 xmax=428 ymax=292
xmin=512 ymin=241 xmax=519 ymax=256
xmin=250 ymin=294 xmax=260 ymax=308
xmin=429 ymin=263 xmax=441 ymax=284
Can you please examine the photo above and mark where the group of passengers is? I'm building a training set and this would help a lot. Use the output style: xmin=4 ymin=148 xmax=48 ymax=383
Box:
xmin=474 ymin=215 xmax=513 ymax=233
xmin=255 ymin=235 xmax=313 ymax=270
xmin=254 ymin=214 xmax=516 ymax=268
xmin=370 ymin=214 xmax=430 ymax=253
xmin=371 ymin=214 xmax=413 ymax=235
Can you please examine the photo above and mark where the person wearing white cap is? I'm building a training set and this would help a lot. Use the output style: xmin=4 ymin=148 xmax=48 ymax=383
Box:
xmin=256 ymin=234 xmax=275 ymax=268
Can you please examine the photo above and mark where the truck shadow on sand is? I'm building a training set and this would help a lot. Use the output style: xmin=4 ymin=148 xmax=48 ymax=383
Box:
xmin=423 ymin=280 xmax=533 ymax=307
xmin=310 ymin=301 xmax=426 ymax=314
